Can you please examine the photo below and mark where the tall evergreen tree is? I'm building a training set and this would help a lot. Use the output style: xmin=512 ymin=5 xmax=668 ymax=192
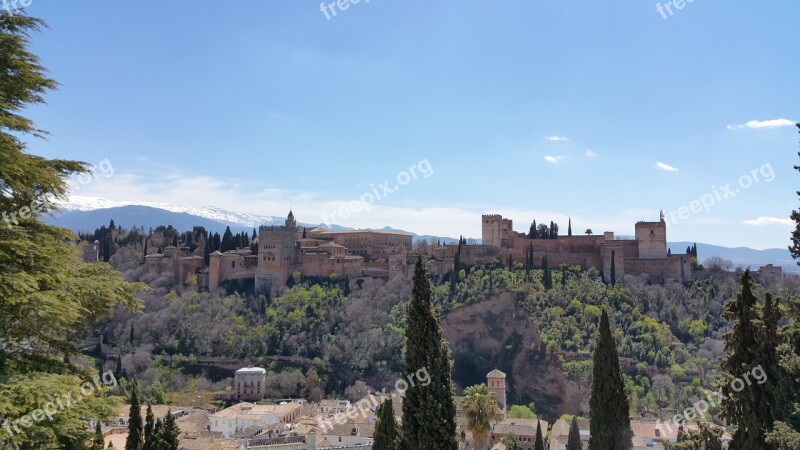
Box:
xmin=156 ymin=411 xmax=180 ymax=450
xmin=529 ymin=221 xmax=537 ymax=239
xmin=589 ymin=310 xmax=633 ymax=450
xmin=792 ymin=126 xmax=800 ymax=262
xmin=566 ymin=417 xmax=582 ymax=450
xmin=568 ymin=218 xmax=572 ymax=237
xmin=125 ymin=379 xmax=144 ymax=450
xmin=93 ymin=421 xmax=105 ymax=449
xmin=534 ymin=420 xmax=545 ymax=450
xmin=399 ymin=254 xmax=458 ymax=450
xmin=373 ymin=397 xmax=398 ymax=450
xmin=720 ymin=270 xmax=778 ymax=449
xmin=0 ymin=15 xmax=145 ymax=445
xmin=143 ymin=403 xmax=155 ymax=450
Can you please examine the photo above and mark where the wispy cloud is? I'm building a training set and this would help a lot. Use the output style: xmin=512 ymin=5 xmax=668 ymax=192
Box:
xmin=743 ymin=216 xmax=793 ymax=227
xmin=656 ymin=161 xmax=679 ymax=172
xmin=585 ymin=149 xmax=598 ymax=158
xmin=726 ymin=118 xmax=796 ymax=130
xmin=545 ymin=135 xmax=570 ymax=142
xmin=544 ymin=155 xmax=565 ymax=164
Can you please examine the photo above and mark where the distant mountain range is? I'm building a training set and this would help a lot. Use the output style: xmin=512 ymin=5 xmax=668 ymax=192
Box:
xmin=49 ymin=196 xmax=797 ymax=273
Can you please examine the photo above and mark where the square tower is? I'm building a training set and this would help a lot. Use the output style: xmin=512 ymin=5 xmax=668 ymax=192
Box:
xmin=486 ymin=369 xmax=507 ymax=413
xmin=635 ymin=221 xmax=667 ymax=259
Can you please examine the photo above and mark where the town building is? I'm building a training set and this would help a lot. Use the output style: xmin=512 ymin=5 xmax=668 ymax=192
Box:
xmin=234 ymin=366 xmax=267 ymax=401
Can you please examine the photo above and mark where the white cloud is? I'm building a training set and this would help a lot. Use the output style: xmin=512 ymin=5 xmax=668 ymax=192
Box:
xmin=545 ymin=135 xmax=570 ymax=142
xmin=656 ymin=161 xmax=679 ymax=172
xmin=544 ymin=155 xmax=564 ymax=164
xmin=726 ymin=118 xmax=796 ymax=130
xmin=743 ymin=216 xmax=794 ymax=227
xmin=585 ymin=149 xmax=598 ymax=158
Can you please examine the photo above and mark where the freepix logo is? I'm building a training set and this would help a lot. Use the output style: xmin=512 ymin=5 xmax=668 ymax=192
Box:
xmin=1 ymin=0 xmax=31 ymax=16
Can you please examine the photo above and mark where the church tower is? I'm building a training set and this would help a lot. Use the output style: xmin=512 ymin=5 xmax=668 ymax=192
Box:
xmin=486 ymin=369 xmax=507 ymax=413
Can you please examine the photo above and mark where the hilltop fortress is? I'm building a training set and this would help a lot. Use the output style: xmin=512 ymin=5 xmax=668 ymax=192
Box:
xmin=472 ymin=213 xmax=692 ymax=284
xmin=138 ymin=211 xmax=692 ymax=294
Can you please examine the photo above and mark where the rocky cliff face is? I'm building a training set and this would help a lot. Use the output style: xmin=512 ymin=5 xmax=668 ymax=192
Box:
xmin=441 ymin=291 xmax=589 ymax=419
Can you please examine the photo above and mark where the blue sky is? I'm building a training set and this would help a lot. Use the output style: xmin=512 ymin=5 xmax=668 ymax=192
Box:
xmin=20 ymin=1 xmax=800 ymax=249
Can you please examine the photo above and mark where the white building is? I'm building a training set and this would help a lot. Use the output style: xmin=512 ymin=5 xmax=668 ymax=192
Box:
xmin=209 ymin=402 xmax=301 ymax=438
xmin=234 ymin=366 xmax=267 ymax=401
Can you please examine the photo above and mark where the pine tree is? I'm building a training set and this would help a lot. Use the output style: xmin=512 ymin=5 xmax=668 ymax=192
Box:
xmin=589 ymin=310 xmax=633 ymax=450
xmin=566 ymin=417 xmax=582 ymax=450
xmin=252 ymin=228 xmax=258 ymax=240
xmin=532 ymin=220 xmax=538 ymax=239
xmin=125 ymin=379 xmax=144 ymax=450
xmin=568 ymin=218 xmax=572 ymax=237
xmin=534 ymin=420 xmax=545 ymax=450
xmin=529 ymin=221 xmax=537 ymax=239
xmin=720 ymin=270 xmax=778 ymax=449
xmin=143 ymin=403 xmax=155 ymax=450
xmin=399 ymin=253 xmax=458 ymax=450
xmin=373 ymin=397 xmax=398 ymax=450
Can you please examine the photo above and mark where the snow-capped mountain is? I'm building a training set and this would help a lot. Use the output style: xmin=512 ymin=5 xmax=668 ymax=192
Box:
xmin=57 ymin=196 xmax=287 ymax=228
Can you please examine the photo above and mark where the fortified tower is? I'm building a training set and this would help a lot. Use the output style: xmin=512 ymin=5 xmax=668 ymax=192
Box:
xmin=255 ymin=211 xmax=300 ymax=294
xmin=482 ymin=215 xmax=513 ymax=248
xmin=635 ymin=219 xmax=667 ymax=259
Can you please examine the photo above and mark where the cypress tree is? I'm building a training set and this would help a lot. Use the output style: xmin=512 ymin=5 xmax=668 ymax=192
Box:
xmin=534 ymin=420 xmax=545 ymax=450
xmin=156 ymin=411 xmax=180 ymax=450
xmin=94 ymin=421 xmax=105 ymax=449
xmin=720 ymin=270 xmax=777 ymax=449
xmin=252 ymin=228 xmax=258 ymax=240
xmin=791 ymin=125 xmax=800 ymax=262
xmin=373 ymin=397 xmax=398 ymax=450
xmin=589 ymin=310 xmax=632 ymax=450
xmin=125 ymin=378 xmax=144 ymax=450
xmin=399 ymin=253 xmax=458 ymax=450
xmin=532 ymin=220 xmax=538 ymax=239
xmin=568 ymin=218 xmax=572 ymax=237
xmin=566 ymin=417 xmax=582 ymax=450
xmin=143 ymin=403 xmax=155 ymax=450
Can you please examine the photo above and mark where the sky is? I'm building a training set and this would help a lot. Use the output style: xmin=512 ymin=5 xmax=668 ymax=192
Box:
xmin=18 ymin=1 xmax=800 ymax=249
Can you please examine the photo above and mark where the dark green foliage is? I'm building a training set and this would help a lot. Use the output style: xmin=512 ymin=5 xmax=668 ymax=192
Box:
xmin=720 ymin=271 xmax=778 ymax=450
xmin=221 ymin=226 xmax=234 ymax=252
xmin=399 ymin=254 xmax=458 ymax=450
xmin=589 ymin=310 xmax=632 ymax=450
xmin=567 ymin=417 xmax=582 ymax=450
xmin=529 ymin=221 xmax=538 ymax=239
xmin=568 ymin=218 xmax=572 ymax=237
xmin=792 ymin=126 xmax=800 ymax=263
xmin=125 ymin=379 xmax=144 ymax=450
xmin=94 ymin=421 xmax=105 ymax=449
xmin=373 ymin=397 xmax=398 ymax=450
xmin=143 ymin=404 xmax=155 ymax=450
xmin=156 ymin=411 xmax=180 ymax=450
xmin=534 ymin=420 xmax=545 ymax=450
